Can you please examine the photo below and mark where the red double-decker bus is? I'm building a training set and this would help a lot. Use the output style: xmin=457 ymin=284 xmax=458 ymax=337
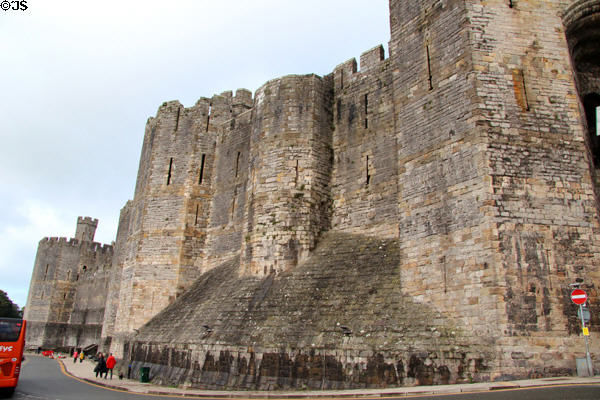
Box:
xmin=0 ymin=318 xmax=26 ymax=397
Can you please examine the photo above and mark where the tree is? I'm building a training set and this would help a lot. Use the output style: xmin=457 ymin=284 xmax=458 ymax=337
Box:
xmin=0 ymin=290 xmax=22 ymax=318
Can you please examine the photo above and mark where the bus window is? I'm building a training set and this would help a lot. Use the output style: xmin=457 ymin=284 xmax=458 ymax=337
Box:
xmin=0 ymin=320 xmax=22 ymax=342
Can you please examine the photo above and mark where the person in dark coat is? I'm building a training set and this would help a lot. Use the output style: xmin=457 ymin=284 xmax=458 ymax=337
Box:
xmin=94 ymin=353 xmax=107 ymax=378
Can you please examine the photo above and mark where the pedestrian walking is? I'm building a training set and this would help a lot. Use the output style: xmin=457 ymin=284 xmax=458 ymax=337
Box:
xmin=105 ymin=353 xmax=116 ymax=379
xmin=79 ymin=352 xmax=84 ymax=363
xmin=73 ymin=350 xmax=78 ymax=363
xmin=94 ymin=353 xmax=107 ymax=378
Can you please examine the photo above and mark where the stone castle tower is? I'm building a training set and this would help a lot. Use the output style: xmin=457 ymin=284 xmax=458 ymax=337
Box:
xmin=26 ymin=0 xmax=600 ymax=389
xmin=24 ymin=217 xmax=113 ymax=348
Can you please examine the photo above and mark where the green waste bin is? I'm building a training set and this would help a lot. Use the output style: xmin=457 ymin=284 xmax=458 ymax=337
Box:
xmin=140 ymin=366 xmax=150 ymax=383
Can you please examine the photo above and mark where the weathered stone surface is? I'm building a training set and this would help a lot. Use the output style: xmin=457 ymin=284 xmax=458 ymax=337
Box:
xmin=25 ymin=0 xmax=600 ymax=389
xmin=126 ymin=233 xmax=493 ymax=389
xmin=24 ymin=218 xmax=113 ymax=349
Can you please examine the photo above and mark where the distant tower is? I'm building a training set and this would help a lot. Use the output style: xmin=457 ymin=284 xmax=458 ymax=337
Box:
xmin=75 ymin=217 xmax=98 ymax=242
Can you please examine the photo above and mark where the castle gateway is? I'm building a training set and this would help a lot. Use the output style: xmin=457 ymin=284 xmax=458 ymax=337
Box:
xmin=25 ymin=0 xmax=600 ymax=389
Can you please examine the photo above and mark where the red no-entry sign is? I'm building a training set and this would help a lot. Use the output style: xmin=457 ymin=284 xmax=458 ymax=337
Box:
xmin=571 ymin=289 xmax=588 ymax=305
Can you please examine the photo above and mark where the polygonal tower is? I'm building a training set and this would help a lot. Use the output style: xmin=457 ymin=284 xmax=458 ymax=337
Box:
xmin=390 ymin=0 xmax=600 ymax=378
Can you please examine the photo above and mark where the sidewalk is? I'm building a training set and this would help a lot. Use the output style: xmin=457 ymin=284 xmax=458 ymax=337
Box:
xmin=51 ymin=353 xmax=600 ymax=399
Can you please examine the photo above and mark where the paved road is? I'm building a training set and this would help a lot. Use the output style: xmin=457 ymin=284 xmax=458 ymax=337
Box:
xmin=5 ymin=355 xmax=600 ymax=400
xmin=7 ymin=356 xmax=179 ymax=400
xmin=404 ymin=385 xmax=600 ymax=400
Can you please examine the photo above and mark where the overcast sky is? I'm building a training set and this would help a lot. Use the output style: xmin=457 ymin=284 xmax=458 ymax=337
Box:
xmin=0 ymin=0 xmax=390 ymax=308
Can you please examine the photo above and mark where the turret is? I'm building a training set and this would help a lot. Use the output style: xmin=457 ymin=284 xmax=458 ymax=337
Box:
xmin=241 ymin=75 xmax=333 ymax=275
xmin=75 ymin=216 xmax=97 ymax=243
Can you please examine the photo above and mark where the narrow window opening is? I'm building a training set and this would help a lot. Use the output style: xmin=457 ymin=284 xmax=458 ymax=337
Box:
xmin=76 ymin=274 xmax=79 ymax=281
xmin=596 ymin=105 xmax=600 ymax=137
xmin=364 ymin=93 xmax=369 ymax=129
xmin=512 ymin=69 xmax=531 ymax=112
xmin=67 ymin=270 xmax=71 ymax=281
xmin=235 ymin=151 xmax=241 ymax=177
xmin=82 ymin=265 xmax=87 ymax=272
xmin=520 ymin=70 xmax=530 ymax=111
xmin=336 ymin=99 xmax=342 ymax=123
xmin=295 ymin=160 xmax=299 ymax=185
xmin=63 ymin=293 xmax=67 ymax=300
xmin=508 ymin=0 xmax=514 ymax=8
xmin=340 ymin=69 xmax=344 ymax=90
xmin=231 ymin=196 xmax=236 ymax=219
xmin=426 ymin=45 xmax=434 ymax=90
xmin=199 ymin=154 xmax=206 ymax=184
xmin=174 ymin=107 xmax=181 ymax=132
xmin=366 ymin=156 xmax=371 ymax=186
xmin=195 ymin=204 xmax=199 ymax=225
xmin=206 ymin=104 xmax=212 ymax=131
xmin=44 ymin=264 xmax=49 ymax=280
xmin=167 ymin=157 xmax=173 ymax=185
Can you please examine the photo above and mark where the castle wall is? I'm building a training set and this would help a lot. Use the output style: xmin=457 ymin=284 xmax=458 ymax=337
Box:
xmin=110 ymin=90 xmax=254 ymax=339
xmin=388 ymin=0 xmax=600 ymax=378
xmin=66 ymin=242 xmax=113 ymax=348
xmin=24 ymin=219 xmax=113 ymax=349
xmin=466 ymin=0 xmax=600 ymax=377
xmin=126 ymin=233 xmax=493 ymax=390
xmin=330 ymin=46 xmax=398 ymax=237
xmin=24 ymin=238 xmax=79 ymax=347
xmin=241 ymin=75 xmax=333 ymax=275
xmin=111 ymin=100 xmax=212 ymax=336
xmin=100 ymin=201 xmax=132 ymax=350
xmin=27 ymin=0 xmax=600 ymax=388
xmin=389 ymin=0 xmax=499 ymax=345
xmin=203 ymin=90 xmax=253 ymax=270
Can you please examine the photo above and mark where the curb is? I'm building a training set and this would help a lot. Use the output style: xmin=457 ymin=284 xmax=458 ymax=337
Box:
xmin=55 ymin=358 xmax=600 ymax=399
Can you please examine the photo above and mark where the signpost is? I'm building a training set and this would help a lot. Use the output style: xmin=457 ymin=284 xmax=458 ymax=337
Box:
xmin=571 ymin=288 xmax=593 ymax=376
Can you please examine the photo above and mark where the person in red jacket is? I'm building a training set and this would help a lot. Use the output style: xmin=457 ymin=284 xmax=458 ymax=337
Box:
xmin=105 ymin=353 xmax=117 ymax=379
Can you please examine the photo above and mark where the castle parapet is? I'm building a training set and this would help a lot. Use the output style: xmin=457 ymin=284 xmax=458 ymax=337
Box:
xmin=333 ymin=45 xmax=387 ymax=92
xmin=333 ymin=58 xmax=358 ymax=92
xmin=232 ymin=89 xmax=253 ymax=116
xmin=41 ymin=236 xmax=71 ymax=244
xmin=92 ymin=242 xmax=114 ymax=253
xmin=359 ymin=45 xmax=385 ymax=72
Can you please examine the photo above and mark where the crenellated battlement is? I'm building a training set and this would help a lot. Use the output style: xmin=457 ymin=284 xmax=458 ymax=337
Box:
xmin=77 ymin=216 xmax=98 ymax=225
xmin=333 ymin=44 xmax=388 ymax=92
xmin=153 ymin=89 xmax=254 ymax=136
xmin=39 ymin=236 xmax=113 ymax=254
xmin=360 ymin=44 xmax=386 ymax=72
xmin=41 ymin=236 xmax=78 ymax=245
xmin=91 ymin=242 xmax=114 ymax=254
